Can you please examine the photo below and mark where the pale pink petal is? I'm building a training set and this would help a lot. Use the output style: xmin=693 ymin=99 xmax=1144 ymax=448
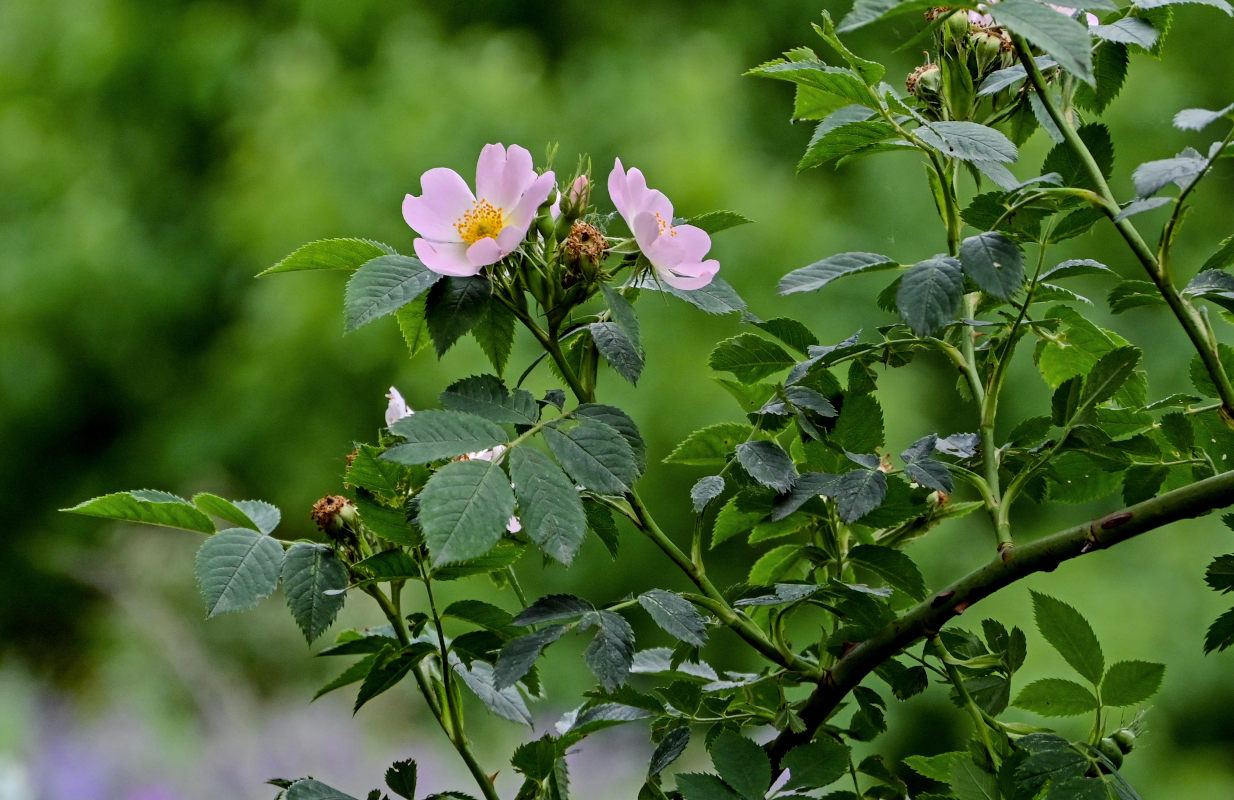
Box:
xmin=385 ymin=386 xmax=413 ymax=426
xmin=466 ymin=237 xmax=504 ymax=268
xmin=403 ymin=193 xmax=461 ymax=241
xmin=496 ymin=225 xmax=525 ymax=255
xmin=608 ymin=158 xmax=631 ymax=218
xmin=549 ymin=191 xmax=563 ymax=221
xmin=660 ymin=259 xmax=720 ymax=290
xmin=506 ymin=516 xmax=522 ymax=533
xmin=631 ymin=211 xmax=677 ymax=258
xmin=415 ymin=238 xmax=481 ymax=276
xmin=665 ymin=223 xmax=713 ymax=261
xmin=504 ymin=170 xmax=556 ymax=231
xmin=474 ymin=143 xmax=509 ymax=204
xmin=569 ymin=175 xmax=589 ymax=204
xmin=407 ymin=168 xmax=475 ymax=236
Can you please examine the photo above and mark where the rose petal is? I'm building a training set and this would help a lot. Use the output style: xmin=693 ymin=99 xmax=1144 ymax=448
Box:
xmin=385 ymin=386 xmax=414 ymax=426
xmin=504 ymin=170 xmax=556 ymax=231
xmin=660 ymin=259 xmax=720 ymax=290
xmin=466 ymin=236 xmax=504 ymax=268
xmin=665 ymin=223 xmax=713 ymax=262
xmin=406 ymin=168 xmax=476 ymax=239
xmin=415 ymin=238 xmax=481 ymax=277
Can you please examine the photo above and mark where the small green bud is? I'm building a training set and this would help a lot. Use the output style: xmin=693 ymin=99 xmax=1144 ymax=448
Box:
xmin=1098 ymin=737 xmax=1125 ymax=768
xmin=945 ymin=9 xmax=973 ymax=39
xmin=970 ymin=29 xmax=1014 ymax=75
xmin=1111 ymin=728 xmax=1137 ymax=753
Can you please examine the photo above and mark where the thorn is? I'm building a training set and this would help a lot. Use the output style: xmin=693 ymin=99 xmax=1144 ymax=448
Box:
xmin=840 ymin=640 xmax=860 ymax=658
xmin=1101 ymin=511 xmax=1133 ymax=530
xmin=931 ymin=590 xmax=955 ymax=608
xmin=954 ymin=601 xmax=971 ymax=615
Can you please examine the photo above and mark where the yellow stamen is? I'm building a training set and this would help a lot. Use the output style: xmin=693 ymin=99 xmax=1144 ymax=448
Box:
xmin=455 ymin=199 xmax=505 ymax=245
xmin=654 ymin=211 xmax=678 ymax=238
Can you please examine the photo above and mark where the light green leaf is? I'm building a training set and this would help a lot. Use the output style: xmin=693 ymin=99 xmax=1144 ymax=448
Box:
xmin=344 ymin=255 xmax=442 ymax=333
xmin=509 ymin=446 xmax=587 ymax=566
xmin=1013 ymin=678 xmax=1100 ymax=716
xmin=950 ymin=757 xmax=999 ymax=800
xmin=1031 ymin=590 xmax=1105 ymax=683
xmin=1101 ymin=660 xmax=1165 ymax=706
xmin=440 ymin=375 xmax=539 ymax=426
xmin=799 ymin=119 xmax=908 ymax=171
xmin=194 ymin=528 xmax=284 ymax=617
xmin=418 ymin=459 xmax=515 ymax=566
xmin=384 ymin=410 xmax=507 ymax=464
xmin=192 ymin=493 xmax=260 ymax=530
xmin=64 ymin=490 xmax=216 ymax=534
xmin=778 ymin=252 xmax=898 ymax=294
xmin=665 ymin=423 xmax=753 ymax=467
xmin=687 ymin=210 xmax=754 ymax=234
xmin=848 ymin=544 xmax=926 ymax=600
xmin=471 ymin=297 xmax=516 ymax=375
xmin=345 ymin=446 xmax=406 ymax=495
xmin=282 ymin=542 xmax=348 ymax=643
xmin=748 ymin=544 xmax=802 ymax=586
xmin=396 ymin=295 xmax=433 ymax=359
xmin=905 ymin=751 xmax=966 ymax=783
xmin=708 ymin=333 xmax=795 ymax=382
xmin=259 ymin=238 xmax=394 ymax=277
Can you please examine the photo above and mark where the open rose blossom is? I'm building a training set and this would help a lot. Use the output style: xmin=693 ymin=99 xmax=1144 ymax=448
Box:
xmin=402 ymin=144 xmax=555 ymax=277
xmin=608 ymin=158 xmax=719 ymax=290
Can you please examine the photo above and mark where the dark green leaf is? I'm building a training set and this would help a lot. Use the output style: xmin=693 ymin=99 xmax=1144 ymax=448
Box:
xmin=345 ymin=446 xmax=406 ymax=496
xmin=848 ymin=544 xmax=926 ymax=600
xmin=778 ymin=252 xmax=898 ymax=294
xmin=64 ymin=490 xmax=216 ymax=534
xmin=286 ymin=778 xmax=361 ymax=800
xmin=1015 ymin=736 xmax=1087 ymax=794
xmin=916 ymin=122 xmax=1018 ymax=163
xmin=260 ymin=238 xmax=394 ymax=276
xmin=418 ymin=458 xmax=515 ymax=566
xmin=544 ymin=417 xmax=638 ymax=495
xmin=735 ymin=440 xmax=797 ymax=492
xmin=590 ymin=322 xmax=644 ymax=385
xmin=575 ymin=404 xmax=646 ymax=471
xmin=800 ymin=120 xmax=908 ymax=170
xmin=513 ymin=594 xmax=594 ymax=626
xmin=385 ymin=759 xmax=417 ymax=800
xmin=194 ymin=528 xmax=283 ymax=617
xmin=896 ymin=256 xmax=963 ymax=336
xmin=509 ymin=446 xmax=587 ymax=566
xmin=900 ymin=434 xmax=954 ymax=493
xmin=838 ymin=0 xmax=942 ymax=30
xmin=1206 ymin=554 xmax=1234 ymax=593
xmin=384 ymin=410 xmax=507 ymax=463
xmin=991 ymin=0 xmax=1095 ymax=84
xmin=691 ymin=475 xmax=726 ymax=512
xmin=831 ymin=393 xmax=885 ymax=453
xmin=648 ymin=727 xmax=691 ymax=777
xmin=675 ymin=773 xmax=743 ymax=800
xmin=1101 ymin=660 xmax=1165 ymax=706
xmin=470 ymin=297 xmax=515 ymax=375
xmin=665 ymin=423 xmax=753 ymax=466
xmin=639 ymin=590 xmax=708 ymax=646
xmin=825 ymin=468 xmax=887 ymax=523
xmin=396 ymin=296 xmax=433 ymax=359
xmin=1042 ymin=123 xmax=1114 ymax=190
xmin=709 ymin=733 xmax=770 ymax=800
xmin=313 ymin=652 xmax=381 ymax=700
xmin=1133 ymin=0 xmax=1232 ymax=13
xmin=1043 ymin=777 xmax=1110 ymax=800
xmin=1075 ymin=42 xmax=1128 ymax=114
xmin=1201 ymin=234 xmax=1234 ymax=272
xmin=444 ymin=599 xmax=513 ymax=631
xmin=1013 ymin=678 xmax=1099 ymax=716
xmin=1031 ymin=591 xmax=1105 ymax=683
xmin=782 ymin=739 xmax=850 ymax=790
xmin=581 ymin=610 xmax=636 ymax=691
xmin=708 ymin=334 xmax=795 ymax=382
xmin=1079 ymin=346 xmax=1142 ymax=411
xmin=440 ymin=375 xmax=539 ymax=426
xmin=905 ymin=752 xmax=966 ymax=783
xmin=1122 ymin=464 xmax=1168 ymax=504
xmin=636 ymin=274 xmax=747 ymax=315
xmin=601 ymin=282 xmax=642 ymax=352
xmin=961 ymin=232 xmax=1025 ymax=299
xmin=344 ymin=255 xmax=441 ymax=333
xmin=1108 ymin=280 xmax=1164 ymax=313
xmin=950 ymin=757 xmax=999 ymax=800
xmin=426 ymin=276 xmax=492 ymax=357
xmin=1190 ymin=345 xmax=1234 ymax=397
xmin=282 ymin=543 xmax=348 ymax=643
xmin=1204 ymin=606 xmax=1234 ymax=653
xmin=494 ymin=625 xmax=568 ymax=689
xmin=354 ymin=644 xmax=433 ymax=713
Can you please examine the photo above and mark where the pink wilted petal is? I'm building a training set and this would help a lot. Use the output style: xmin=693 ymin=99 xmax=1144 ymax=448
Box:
xmin=466 ymin=237 xmax=504 ymax=268
xmin=414 ymin=238 xmax=480 ymax=277
xmin=385 ymin=387 xmax=414 ymax=426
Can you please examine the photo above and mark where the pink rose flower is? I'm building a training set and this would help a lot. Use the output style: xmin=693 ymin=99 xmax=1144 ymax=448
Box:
xmin=402 ymin=144 xmax=556 ymax=277
xmin=385 ymin=386 xmax=413 ymax=427
xmin=607 ymin=158 xmax=720 ymax=290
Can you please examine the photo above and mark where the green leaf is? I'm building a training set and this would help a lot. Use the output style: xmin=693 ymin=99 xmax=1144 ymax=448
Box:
xmin=1093 ymin=17 xmax=1160 ymax=49
xmin=691 ymin=475 xmax=726 ymax=511
xmin=1108 ymin=279 xmax=1164 ymax=314
xmin=590 ymin=321 xmax=644 ymax=384
xmin=234 ymin=500 xmax=281 ymax=535
xmin=1201 ymin=234 xmax=1234 ymax=272
xmin=991 ymin=0 xmax=1095 ymax=84
xmin=649 ymin=727 xmax=691 ymax=777
xmin=384 ymin=410 xmax=507 ymax=464
xmin=575 ymin=404 xmax=646 ymax=471
xmin=1078 ymin=346 xmax=1142 ymax=414
xmin=900 ymin=434 xmax=953 ymax=493
xmin=418 ymin=458 xmax=516 ymax=566
xmin=1133 ymin=0 xmax=1233 ymax=13
xmin=735 ymin=440 xmax=797 ymax=492
xmin=1031 ymin=590 xmax=1105 ymax=683
xmin=709 ymin=733 xmax=770 ymax=800
xmin=1042 ymin=123 xmax=1114 ymax=190
xmin=1015 ymin=736 xmax=1088 ymax=793
xmin=471 ymin=297 xmax=516 ymax=375
xmin=831 ymin=393 xmax=885 ymax=452
xmin=440 ymin=375 xmax=539 ymax=426
xmin=1190 ymin=344 xmax=1234 ymax=397
xmin=600 ymin=282 xmax=642 ymax=352
xmin=896 ymin=256 xmax=963 ymax=336
xmin=708 ymin=334 xmax=795 ymax=382
xmin=494 ymin=625 xmax=568 ymax=689
xmin=712 ymin=496 xmax=764 ymax=549
xmin=313 ymin=652 xmax=380 ymax=699
xmin=1205 ymin=606 xmax=1234 ymax=653
xmin=194 ymin=528 xmax=284 ymax=617
xmin=751 ymin=60 xmax=874 ymax=106
xmin=1075 ymin=42 xmax=1128 ymax=114
xmin=1133 ymin=152 xmax=1208 ymax=197
xmin=749 ymin=543 xmax=802 ymax=586
xmin=848 ymin=544 xmax=926 ymax=600
xmin=352 ymin=549 xmax=419 ymax=584
xmin=259 ymin=238 xmax=394 ymax=277
xmin=426 ymin=276 xmax=492 ymax=357
xmin=513 ymin=594 xmax=595 ymax=626
xmin=285 ymin=778 xmax=361 ymax=800
xmin=396 ymin=295 xmax=433 ymax=359
xmin=344 ymin=255 xmax=442 ymax=333
xmin=778 ymin=252 xmax=898 ymax=295
xmin=665 ymin=423 xmax=753 ymax=466
xmin=282 ymin=542 xmax=348 ymax=643
xmin=1013 ymin=678 xmax=1100 ymax=716
xmin=1042 ymin=777 xmax=1110 ymax=800
xmin=638 ymin=590 xmax=708 ymax=646
xmin=1101 ymin=660 xmax=1165 ymax=706
xmin=1206 ymin=554 xmax=1234 ymax=593
xmin=355 ymin=643 xmax=434 ymax=712
xmin=452 ymin=656 xmax=532 ymax=725
xmin=688 ymin=210 xmax=754 ymax=234
xmin=509 ymin=446 xmax=587 ymax=565
xmin=635 ymin=274 xmax=747 ymax=315
xmin=544 ymin=418 xmax=639 ymax=494
xmin=444 ymin=599 xmax=513 ymax=631
xmin=813 ymin=10 xmax=886 ymax=81
xmin=961 ymin=232 xmax=1025 ymax=299
xmin=64 ymin=490 xmax=216 ymax=534
xmin=801 ymin=120 xmax=907 ymax=170
xmin=828 ymin=466 xmax=888 ymax=523
xmin=916 ymin=122 xmax=1018 ymax=163
xmin=905 ymin=752 xmax=966 ymax=783
xmin=386 ymin=759 xmax=417 ymax=800
xmin=751 ymin=318 xmax=819 ymax=355
xmin=1123 ymin=464 xmax=1168 ymax=504
xmin=192 ymin=493 xmax=261 ymax=530
xmin=839 ymin=0 xmax=942 ymax=31
xmin=782 ymin=739 xmax=850 ymax=790
xmin=580 ymin=609 xmax=636 ymax=691
xmin=675 ymin=773 xmax=743 ymax=800
xmin=950 ymin=757 xmax=999 ymax=800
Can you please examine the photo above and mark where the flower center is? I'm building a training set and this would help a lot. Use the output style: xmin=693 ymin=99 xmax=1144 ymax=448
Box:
xmin=654 ymin=212 xmax=678 ymax=238
xmin=455 ymin=199 xmax=505 ymax=245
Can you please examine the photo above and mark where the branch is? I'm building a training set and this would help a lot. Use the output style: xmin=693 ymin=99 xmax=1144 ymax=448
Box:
xmin=767 ymin=468 xmax=1234 ymax=768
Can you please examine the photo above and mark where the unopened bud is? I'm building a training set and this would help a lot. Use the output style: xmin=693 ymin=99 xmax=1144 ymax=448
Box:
xmin=1097 ymin=737 xmax=1125 ymax=768
xmin=1111 ymin=729 xmax=1137 ymax=753
xmin=970 ymin=28 xmax=1014 ymax=74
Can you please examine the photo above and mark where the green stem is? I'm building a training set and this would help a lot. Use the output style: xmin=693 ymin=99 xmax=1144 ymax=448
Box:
xmin=929 ymin=636 xmax=1000 ymax=767
xmin=766 ymin=468 xmax=1234 ymax=768
xmin=1013 ymin=35 xmax=1234 ymax=420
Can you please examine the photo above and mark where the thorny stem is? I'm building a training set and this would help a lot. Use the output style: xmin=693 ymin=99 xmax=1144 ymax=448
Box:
xmin=1012 ymin=35 xmax=1234 ymax=421
xmin=766 ymin=468 xmax=1234 ymax=769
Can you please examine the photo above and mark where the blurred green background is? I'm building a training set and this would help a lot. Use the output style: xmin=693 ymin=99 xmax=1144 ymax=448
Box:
xmin=4 ymin=0 xmax=1234 ymax=796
